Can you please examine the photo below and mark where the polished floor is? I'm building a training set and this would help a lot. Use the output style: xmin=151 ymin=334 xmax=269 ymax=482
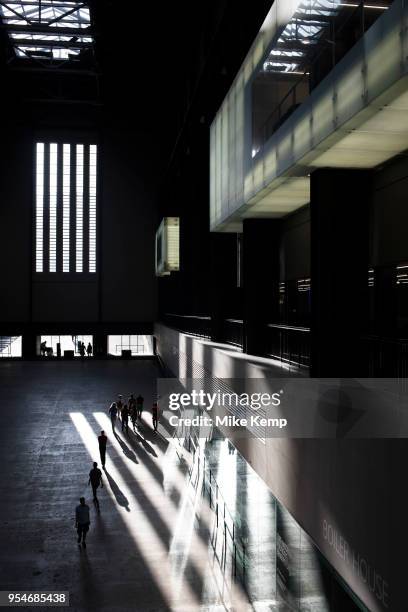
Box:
xmin=0 ymin=361 xmax=278 ymax=612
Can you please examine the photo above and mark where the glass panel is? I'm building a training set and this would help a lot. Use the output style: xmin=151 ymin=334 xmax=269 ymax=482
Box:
xmin=35 ymin=143 xmax=44 ymax=272
xmin=76 ymin=144 xmax=84 ymax=273
xmin=107 ymin=335 xmax=155 ymax=356
xmin=49 ymin=143 xmax=58 ymax=272
xmin=62 ymin=144 xmax=71 ymax=272
xmin=89 ymin=144 xmax=97 ymax=273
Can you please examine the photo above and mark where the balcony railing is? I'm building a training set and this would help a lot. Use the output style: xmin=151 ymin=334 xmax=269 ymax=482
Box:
xmin=162 ymin=313 xmax=211 ymax=338
xmin=220 ymin=319 xmax=243 ymax=348
xmin=362 ymin=335 xmax=408 ymax=379
xmin=265 ymin=323 xmax=311 ymax=372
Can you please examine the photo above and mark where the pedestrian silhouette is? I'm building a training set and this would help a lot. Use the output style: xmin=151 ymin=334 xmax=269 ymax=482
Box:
xmin=121 ymin=404 xmax=129 ymax=433
xmin=98 ymin=430 xmax=107 ymax=468
xmin=75 ymin=497 xmax=90 ymax=548
xmin=109 ymin=402 xmax=118 ymax=431
xmin=136 ymin=394 xmax=144 ymax=419
xmin=152 ymin=401 xmax=159 ymax=431
xmin=88 ymin=462 xmax=103 ymax=509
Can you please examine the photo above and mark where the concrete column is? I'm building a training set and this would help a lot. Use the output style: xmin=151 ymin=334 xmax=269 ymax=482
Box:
xmin=22 ymin=334 xmax=39 ymax=359
xmin=93 ymin=333 xmax=107 ymax=358
xmin=210 ymin=233 xmax=239 ymax=343
xmin=243 ymin=219 xmax=280 ymax=356
xmin=310 ymin=169 xmax=372 ymax=377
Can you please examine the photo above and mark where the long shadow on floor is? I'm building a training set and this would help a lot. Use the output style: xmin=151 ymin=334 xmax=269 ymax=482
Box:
xmin=104 ymin=469 xmax=130 ymax=512
xmin=88 ymin=417 xmax=210 ymax=602
xmin=116 ymin=434 xmax=139 ymax=464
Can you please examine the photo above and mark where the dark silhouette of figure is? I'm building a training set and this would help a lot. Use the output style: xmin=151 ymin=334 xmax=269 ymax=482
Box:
xmin=75 ymin=497 xmax=90 ymax=548
xmin=130 ymin=404 xmax=137 ymax=430
xmin=86 ymin=342 xmax=93 ymax=357
xmin=152 ymin=401 xmax=159 ymax=431
xmin=98 ymin=430 xmax=107 ymax=468
xmin=40 ymin=341 xmax=47 ymax=357
xmin=121 ymin=404 xmax=129 ymax=433
xmin=88 ymin=462 xmax=103 ymax=508
xmin=136 ymin=394 xmax=144 ymax=419
xmin=109 ymin=402 xmax=118 ymax=430
xmin=116 ymin=395 xmax=123 ymax=416
xmin=128 ymin=394 xmax=136 ymax=427
xmin=79 ymin=342 xmax=86 ymax=358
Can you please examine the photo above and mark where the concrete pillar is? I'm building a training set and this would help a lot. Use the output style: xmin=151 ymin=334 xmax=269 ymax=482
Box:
xmin=93 ymin=333 xmax=107 ymax=358
xmin=310 ymin=169 xmax=372 ymax=377
xmin=210 ymin=233 xmax=239 ymax=343
xmin=243 ymin=219 xmax=280 ymax=356
xmin=22 ymin=334 xmax=39 ymax=359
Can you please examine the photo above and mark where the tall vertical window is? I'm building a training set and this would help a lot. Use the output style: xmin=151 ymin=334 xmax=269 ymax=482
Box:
xmin=76 ymin=144 xmax=84 ymax=273
xmin=89 ymin=145 xmax=97 ymax=273
xmin=36 ymin=143 xmax=44 ymax=273
xmin=35 ymin=142 xmax=98 ymax=274
xmin=62 ymin=144 xmax=71 ymax=273
xmin=49 ymin=144 xmax=58 ymax=272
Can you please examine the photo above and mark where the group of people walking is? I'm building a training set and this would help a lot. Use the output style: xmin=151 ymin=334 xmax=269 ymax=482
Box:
xmin=75 ymin=393 xmax=160 ymax=548
xmin=108 ymin=393 xmax=159 ymax=433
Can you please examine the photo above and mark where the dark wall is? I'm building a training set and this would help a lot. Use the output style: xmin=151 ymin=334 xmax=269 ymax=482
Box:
xmin=279 ymin=205 xmax=311 ymax=281
xmin=100 ymin=128 xmax=157 ymax=323
xmin=371 ymin=155 xmax=408 ymax=266
xmin=0 ymin=128 xmax=32 ymax=323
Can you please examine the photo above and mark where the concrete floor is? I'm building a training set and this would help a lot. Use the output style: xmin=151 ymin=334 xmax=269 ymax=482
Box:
xmin=0 ymin=361 xmax=263 ymax=612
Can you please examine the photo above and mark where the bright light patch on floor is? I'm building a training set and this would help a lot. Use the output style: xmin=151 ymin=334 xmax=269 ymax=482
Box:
xmin=70 ymin=412 xmax=200 ymax=608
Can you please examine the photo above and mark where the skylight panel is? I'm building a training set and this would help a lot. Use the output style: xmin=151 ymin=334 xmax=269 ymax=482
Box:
xmin=0 ymin=1 xmax=93 ymax=61
xmin=263 ymin=0 xmax=343 ymax=74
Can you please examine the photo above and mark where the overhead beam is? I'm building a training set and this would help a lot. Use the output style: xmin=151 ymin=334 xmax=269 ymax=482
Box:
xmin=0 ymin=1 xmax=33 ymax=24
xmin=47 ymin=3 xmax=87 ymax=26
xmin=11 ymin=39 xmax=93 ymax=49
xmin=0 ymin=24 xmax=95 ymax=36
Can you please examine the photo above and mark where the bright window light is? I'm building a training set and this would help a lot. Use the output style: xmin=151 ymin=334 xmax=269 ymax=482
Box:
xmin=76 ymin=144 xmax=84 ymax=273
xmin=107 ymin=335 xmax=154 ymax=357
xmin=0 ymin=336 xmax=22 ymax=358
xmin=35 ymin=143 xmax=44 ymax=273
xmin=49 ymin=143 xmax=58 ymax=272
xmin=262 ymin=0 xmax=391 ymax=74
xmin=35 ymin=141 xmax=97 ymax=274
xmin=89 ymin=145 xmax=97 ymax=273
xmin=63 ymin=144 xmax=71 ymax=272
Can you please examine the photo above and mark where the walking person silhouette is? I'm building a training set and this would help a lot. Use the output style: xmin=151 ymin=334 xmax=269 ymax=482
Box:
xmin=109 ymin=402 xmax=118 ymax=431
xmin=88 ymin=462 xmax=103 ymax=509
xmin=75 ymin=497 xmax=90 ymax=549
xmin=98 ymin=430 xmax=108 ymax=468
